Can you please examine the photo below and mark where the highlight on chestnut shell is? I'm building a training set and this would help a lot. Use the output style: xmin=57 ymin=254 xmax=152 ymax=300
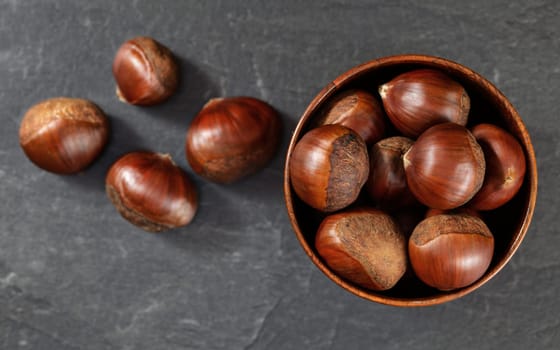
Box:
xmin=315 ymin=208 xmax=407 ymax=291
xmin=289 ymin=124 xmax=369 ymax=212
xmin=408 ymin=214 xmax=494 ymax=291
xmin=113 ymin=36 xmax=179 ymax=106
xmin=19 ymin=97 xmax=109 ymax=174
xmin=379 ymin=69 xmax=470 ymax=138
xmin=185 ymin=97 xmax=282 ymax=184
xmin=314 ymin=89 xmax=386 ymax=146
xmin=403 ymin=123 xmax=486 ymax=210
xmin=468 ymin=123 xmax=527 ymax=211
xmin=106 ymin=151 xmax=198 ymax=233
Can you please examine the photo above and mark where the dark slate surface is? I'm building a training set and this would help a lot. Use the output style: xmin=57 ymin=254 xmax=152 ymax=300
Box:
xmin=1 ymin=1 xmax=559 ymax=349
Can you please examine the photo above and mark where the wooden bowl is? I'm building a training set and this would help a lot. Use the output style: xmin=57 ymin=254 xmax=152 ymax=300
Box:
xmin=283 ymin=54 xmax=538 ymax=307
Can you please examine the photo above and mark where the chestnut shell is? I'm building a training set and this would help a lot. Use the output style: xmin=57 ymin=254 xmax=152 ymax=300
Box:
xmin=403 ymin=123 xmax=486 ymax=210
xmin=106 ymin=151 xmax=197 ymax=232
xmin=315 ymin=208 xmax=407 ymax=291
xmin=113 ymin=36 xmax=179 ymax=106
xmin=314 ymin=89 xmax=386 ymax=145
xmin=409 ymin=214 xmax=494 ymax=291
xmin=468 ymin=123 xmax=527 ymax=211
xmin=379 ymin=69 xmax=470 ymax=138
xmin=365 ymin=136 xmax=417 ymax=210
xmin=289 ymin=124 xmax=369 ymax=212
xmin=185 ymin=97 xmax=281 ymax=184
xmin=19 ymin=97 xmax=109 ymax=174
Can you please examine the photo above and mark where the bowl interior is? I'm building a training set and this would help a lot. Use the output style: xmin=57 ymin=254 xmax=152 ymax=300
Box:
xmin=284 ymin=55 xmax=537 ymax=306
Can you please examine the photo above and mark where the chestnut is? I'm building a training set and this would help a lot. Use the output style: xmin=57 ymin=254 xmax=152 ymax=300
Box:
xmin=314 ymin=89 xmax=386 ymax=145
xmin=106 ymin=151 xmax=197 ymax=232
xmin=404 ymin=123 xmax=486 ymax=210
xmin=289 ymin=124 xmax=369 ymax=212
xmin=185 ymin=97 xmax=281 ymax=183
xmin=379 ymin=69 xmax=470 ymax=137
xmin=19 ymin=97 xmax=109 ymax=174
xmin=113 ymin=36 xmax=179 ymax=106
xmin=409 ymin=214 xmax=494 ymax=291
xmin=365 ymin=136 xmax=417 ymax=210
xmin=468 ymin=123 xmax=527 ymax=210
xmin=315 ymin=208 xmax=407 ymax=291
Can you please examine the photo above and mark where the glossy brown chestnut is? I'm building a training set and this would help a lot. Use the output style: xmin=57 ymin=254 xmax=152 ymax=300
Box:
xmin=113 ymin=36 xmax=179 ymax=105
xmin=315 ymin=208 xmax=407 ymax=291
xmin=379 ymin=69 xmax=470 ymax=138
xmin=314 ymin=89 xmax=386 ymax=145
xmin=404 ymin=123 xmax=486 ymax=210
xmin=19 ymin=97 xmax=109 ymax=174
xmin=185 ymin=97 xmax=281 ymax=183
xmin=409 ymin=214 xmax=494 ymax=291
xmin=106 ymin=151 xmax=197 ymax=232
xmin=468 ymin=123 xmax=527 ymax=211
xmin=366 ymin=136 xmax=417 ymax=210
xmin=289 ymin=124 xmax=369 ymax=212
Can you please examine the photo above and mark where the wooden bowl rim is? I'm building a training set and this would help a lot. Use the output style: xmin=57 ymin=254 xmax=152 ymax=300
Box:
xmin=283 ymin=54 xmax=538 ymax=307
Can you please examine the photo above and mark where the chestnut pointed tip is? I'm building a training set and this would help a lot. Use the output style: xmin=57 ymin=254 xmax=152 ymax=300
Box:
xmin=402 ymin=148 xmax=412 ymax=169
xmin=158 ymin=152 xmax=176 ymax=165
xmin=116 ymin=86 xmax=128 ymax=103
xmin=378 ymin=84 xmax=389 ymax=98
xmin=204 ymin=97 xmax=224 ymax=108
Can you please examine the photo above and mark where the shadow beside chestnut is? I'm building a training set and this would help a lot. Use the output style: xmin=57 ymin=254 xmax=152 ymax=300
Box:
xmin=132 ymin=55 xmax=221 ymax=128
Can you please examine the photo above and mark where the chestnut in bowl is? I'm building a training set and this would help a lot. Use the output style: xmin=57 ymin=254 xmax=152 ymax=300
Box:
xmin=284 ymin=54 xmax=537 ymax=307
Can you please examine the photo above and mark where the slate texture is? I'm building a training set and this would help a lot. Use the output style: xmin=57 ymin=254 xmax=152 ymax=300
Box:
xmin=1 ymin=1 xmax=559 ymax=349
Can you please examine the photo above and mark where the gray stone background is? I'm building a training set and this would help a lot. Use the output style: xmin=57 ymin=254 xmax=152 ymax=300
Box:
xmin=1 ymin=1 xmax=559 ymax=349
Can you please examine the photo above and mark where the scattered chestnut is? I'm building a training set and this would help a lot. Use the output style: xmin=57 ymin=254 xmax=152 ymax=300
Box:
xmin=315 ymin=208 xmax=407 ymax=291
xmin=106 ymin=151 xmax=197 ymax=232
xmin=409 ymin=214 xmax=494 ymax=291
xmin=403 ymin=123 xmax=486 ymax=210
xmin=289 ymin=124 xmax=369 ymax=212
xmin=365 ymin=136 xmax=417 ymax=210
xmin=185 ymin=97 xmax=281 ymax=183
xmin=468 ymin=123 xmax=527 ymax=210
xmin=113 ymin=36 xmax=179 ymax=106
xmin=19 ymin=97 xmax=109 ymax=174
xmin=314 ymin=89 xmax=386 ymax=145
xmin=379 ymin=69 xmax=470 ymax=138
